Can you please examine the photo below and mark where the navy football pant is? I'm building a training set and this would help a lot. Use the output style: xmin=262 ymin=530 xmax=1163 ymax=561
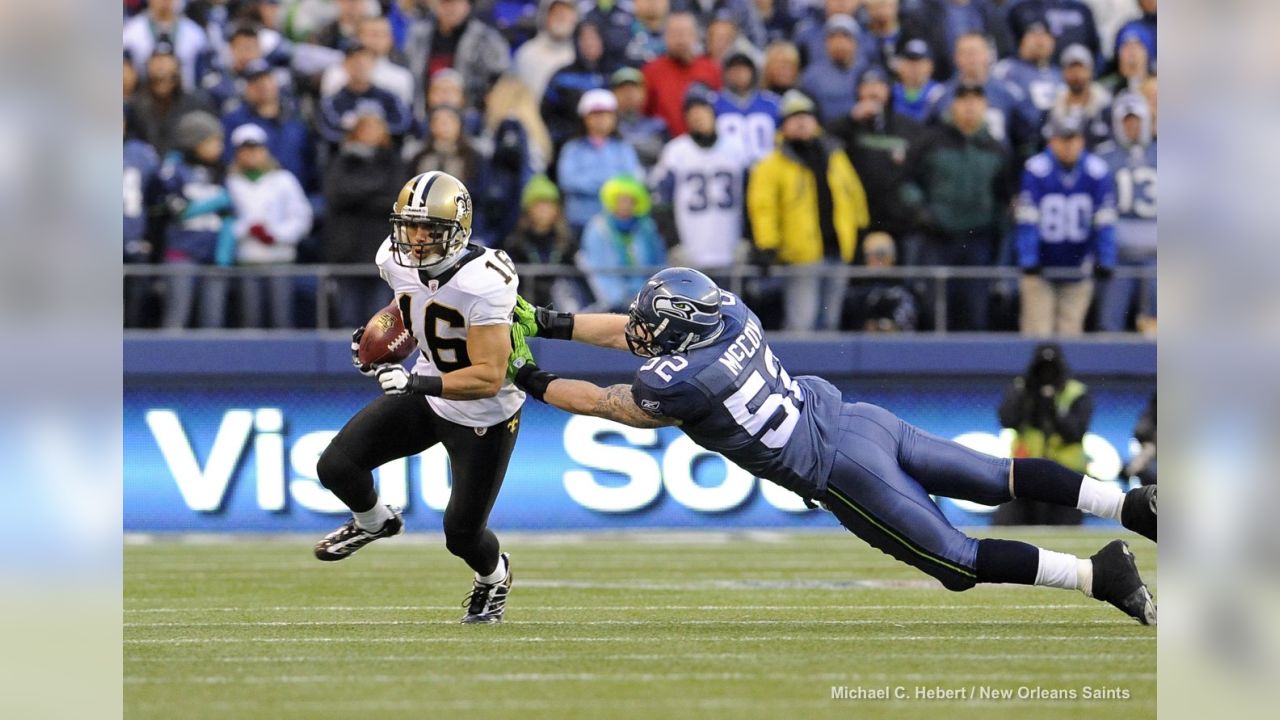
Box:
xmin=822 ymin=403 xmax=1014 ymax=591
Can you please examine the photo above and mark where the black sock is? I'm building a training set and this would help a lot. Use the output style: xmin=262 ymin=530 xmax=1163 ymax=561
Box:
xmin=975 ymin=538 xmax=1040 ymax=585
xmin=1011 ymin=458 xmax=1083 ymax=507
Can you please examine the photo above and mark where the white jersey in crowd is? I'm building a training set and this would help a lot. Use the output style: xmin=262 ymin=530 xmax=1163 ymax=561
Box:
xmin=375 ymin=239 xmax=525 ymax=427
xmin=650 ymin=134 xmax=750 ymax=269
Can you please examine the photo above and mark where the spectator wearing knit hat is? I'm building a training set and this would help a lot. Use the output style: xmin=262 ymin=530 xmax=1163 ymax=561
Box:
xmin=578 ymin=176 xmax=667 ymax=312
xmin=155 ymin=111 xmax=235 ymax=329
xmin=1112 ymin=0 xmax=1156 ymax=64
xmin=505 ymin=175 xmax=583 ymax=309
xmin=747 ymin=90 xmax=870 ymax=332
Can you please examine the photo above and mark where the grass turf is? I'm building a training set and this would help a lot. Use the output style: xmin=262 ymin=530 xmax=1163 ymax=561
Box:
xmin=125 ymin=529 xmax=1155 ymax=719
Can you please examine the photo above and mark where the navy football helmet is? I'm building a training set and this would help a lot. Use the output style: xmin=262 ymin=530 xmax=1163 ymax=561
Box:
xmin=624 ymin=268 xmax=726 ymax=357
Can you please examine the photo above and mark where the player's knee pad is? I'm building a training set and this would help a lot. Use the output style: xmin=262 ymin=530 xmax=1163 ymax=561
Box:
xmin=443 ymin=526 xmax=485 ymax=557
xmin=315 ymin=443 xmax=358 ymax=492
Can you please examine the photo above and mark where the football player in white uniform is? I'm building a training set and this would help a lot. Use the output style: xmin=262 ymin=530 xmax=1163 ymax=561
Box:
xmin=313 ymin=171 xmax=526 ymax=624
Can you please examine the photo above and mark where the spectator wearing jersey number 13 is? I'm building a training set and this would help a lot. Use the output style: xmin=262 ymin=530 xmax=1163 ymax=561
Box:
xmin=1015 ymin=112 xmax=1118 ymax=337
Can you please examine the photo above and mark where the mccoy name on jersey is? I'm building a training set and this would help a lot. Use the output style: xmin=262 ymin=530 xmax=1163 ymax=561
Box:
xmin=376 ymin=239 xmax=525 ymax=426
xmin=630 ymin=292 xmax=843 ymax=499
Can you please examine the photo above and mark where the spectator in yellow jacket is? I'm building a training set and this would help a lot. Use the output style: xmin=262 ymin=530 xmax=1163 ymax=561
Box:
xmin=748 ymin=90 xmax=870 ymax=331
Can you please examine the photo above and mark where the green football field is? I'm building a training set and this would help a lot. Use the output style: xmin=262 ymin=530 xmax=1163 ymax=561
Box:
xmin=125 ymin=529 xmax=1156 ymax=720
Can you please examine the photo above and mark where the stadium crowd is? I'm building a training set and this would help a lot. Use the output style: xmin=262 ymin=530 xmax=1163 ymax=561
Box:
xmin=123 ymin=0 xmax=1157 ymax=334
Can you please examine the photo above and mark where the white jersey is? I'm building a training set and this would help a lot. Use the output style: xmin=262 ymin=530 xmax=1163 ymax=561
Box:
xmin=375 ymin=239 xmax=525 ymax=427
xmin=650 ymin=135 xmax=749 ymax=268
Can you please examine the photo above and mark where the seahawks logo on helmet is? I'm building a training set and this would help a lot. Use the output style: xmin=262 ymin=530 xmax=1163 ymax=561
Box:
xmin=652 ymin=296 xmax=719 ymax=324
xmin=625 ymin=268 xmax=726 ymax=357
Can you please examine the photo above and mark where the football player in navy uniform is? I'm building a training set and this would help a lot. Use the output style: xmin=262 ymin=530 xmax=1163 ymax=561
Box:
xmin=510 ymin=268 xmax=1158 ymax=624
xmin=313 ymin=171 xmax=526 ymax=624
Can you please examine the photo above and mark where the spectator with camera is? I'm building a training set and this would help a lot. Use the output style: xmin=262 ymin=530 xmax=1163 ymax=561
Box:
xmin=995 ymin=342 xmax=1093 ymax=526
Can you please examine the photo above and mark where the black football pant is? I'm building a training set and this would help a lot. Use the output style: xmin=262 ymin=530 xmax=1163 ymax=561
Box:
xmin=317 ymin=394 xmax=521 ymax=576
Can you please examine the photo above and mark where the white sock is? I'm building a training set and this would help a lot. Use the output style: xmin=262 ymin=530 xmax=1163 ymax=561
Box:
xmin=476 ymin=555 xmax=507 ymax=585
xmin=353 ymin=503 xmax=393 ymax=532
xmin=1034 ymin=548 xmax=1081 ymax=591
xmin=1077 ymin=559 xmax=1095 ymax=598
xmin=1076 ymin=476 xmax=1125 ymax=520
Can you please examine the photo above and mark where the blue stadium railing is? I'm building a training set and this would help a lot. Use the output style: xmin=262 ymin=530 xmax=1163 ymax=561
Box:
xmin=121 ymin=263 xmax=1157 ymax=334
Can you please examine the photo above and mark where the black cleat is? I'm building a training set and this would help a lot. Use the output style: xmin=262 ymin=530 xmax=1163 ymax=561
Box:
xmin=1121 ymin=485 xmax=1157 ymax=542
xmin=461 ymin=553 xmax=512 ymax=624
xmin=313 ymin=506 xmax=404 ymax=561
xmin=1090 ymin=540 xmax=1156 ymax=625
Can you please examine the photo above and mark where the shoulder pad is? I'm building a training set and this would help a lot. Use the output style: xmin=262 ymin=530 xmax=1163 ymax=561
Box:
xmin=1025 ymin=154 xmax=1054 ymax=178
xmin=374 ymin=237 xmax=394 ymax=268
xmin=1084 ymin=154 xmax=1110 ymax=179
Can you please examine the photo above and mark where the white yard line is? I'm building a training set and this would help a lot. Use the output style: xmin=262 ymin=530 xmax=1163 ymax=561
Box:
xmin=124 ymin=603 xmax=1086 ymax=613
xmin=125 ymin=634 xmax=1154 ymax=645
xmin=124 ymin=670 xmax=1154 ymax=685
xmin=126 ymin=618 xmax=1132 ymax=628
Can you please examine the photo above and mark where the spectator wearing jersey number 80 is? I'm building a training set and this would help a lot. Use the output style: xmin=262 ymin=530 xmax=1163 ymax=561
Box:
xmin=1015 ymin=112 xmax=1118 ymax=337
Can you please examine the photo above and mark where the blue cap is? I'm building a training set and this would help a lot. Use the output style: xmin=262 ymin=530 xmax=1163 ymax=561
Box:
xmin=901 ymin=38 xmax=931 ymax=61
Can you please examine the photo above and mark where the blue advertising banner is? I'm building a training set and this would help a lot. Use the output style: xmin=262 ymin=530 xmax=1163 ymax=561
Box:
xmin=124 ymin=376 xmax=1151 ymax=532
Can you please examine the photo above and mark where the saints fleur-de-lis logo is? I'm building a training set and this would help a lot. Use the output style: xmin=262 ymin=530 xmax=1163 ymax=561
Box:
xmin=455 ymin=191 xmax=472 ymax=221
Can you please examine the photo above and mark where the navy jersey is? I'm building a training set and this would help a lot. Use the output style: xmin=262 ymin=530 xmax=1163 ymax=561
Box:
xmin=1095 ymin=140 xmax=1156 ymax=253
xmin=123 ymin=139 xmax=159 ymax=246
xmin=630 ymin=292 xmax=843 ymax=498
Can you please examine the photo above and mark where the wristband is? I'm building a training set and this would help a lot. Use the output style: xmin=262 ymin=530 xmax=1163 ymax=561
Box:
xmin=514 ymin=362 xmax=559 ymax=402
xmin=537 ymin=307 xmax=576 ymax=340
xmin=408 ymin=374 xmax=444 ymax=396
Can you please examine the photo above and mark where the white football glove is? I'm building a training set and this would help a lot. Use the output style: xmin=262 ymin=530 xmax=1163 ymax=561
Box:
xmin=351 ymin=327 xmax=376 ymax=377
xmin=376 ymin=364 xmax=411 ymax=394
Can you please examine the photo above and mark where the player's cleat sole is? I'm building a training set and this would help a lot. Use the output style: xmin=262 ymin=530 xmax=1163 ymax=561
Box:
xmin=461 ymin=552 xmax=512 ymax=624
xmin=1120 ymin=485 xmax=1157 ymax=542
xmin=313 ymin=506 xmax=404 ymax=561
xmin=1090 ymin=540 xmax=1156 ymax=626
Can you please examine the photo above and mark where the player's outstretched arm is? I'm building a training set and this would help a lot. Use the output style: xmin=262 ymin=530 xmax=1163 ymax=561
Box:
xmin=514 ymin=296 xmax=629 ymax=351
xmin=568 ymin=314 xmax=630 ymax=350
xmin=512 ymin=361 xmax=677 ymax=429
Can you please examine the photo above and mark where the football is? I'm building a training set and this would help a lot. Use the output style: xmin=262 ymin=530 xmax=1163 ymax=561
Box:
xmin=357 ymin=302 xmax=417 ymax=366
